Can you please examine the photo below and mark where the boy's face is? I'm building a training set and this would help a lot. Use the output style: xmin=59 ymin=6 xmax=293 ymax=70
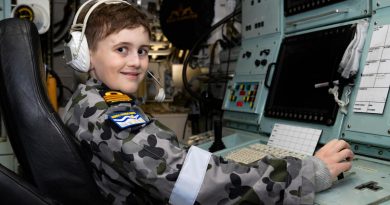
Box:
xmin=89 ymin=26 xmax=150 ymax=94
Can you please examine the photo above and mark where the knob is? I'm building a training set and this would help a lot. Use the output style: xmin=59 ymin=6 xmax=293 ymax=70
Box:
xmin=255 ymin=59 xmax=261 ymax=67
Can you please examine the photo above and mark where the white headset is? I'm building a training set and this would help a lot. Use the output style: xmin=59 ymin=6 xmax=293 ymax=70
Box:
xmin=64 ymin=0 xmax=166 ymax=102
xmin=64 ymin=0 xmax=130 ymax=72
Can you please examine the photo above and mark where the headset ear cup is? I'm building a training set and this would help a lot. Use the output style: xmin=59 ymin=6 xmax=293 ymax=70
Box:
xmin=64 ymin=31 xmax=91 ymax=72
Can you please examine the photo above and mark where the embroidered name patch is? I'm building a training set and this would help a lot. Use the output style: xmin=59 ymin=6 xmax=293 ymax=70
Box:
xmin=108 ymin=111 xmax=146 ymax=129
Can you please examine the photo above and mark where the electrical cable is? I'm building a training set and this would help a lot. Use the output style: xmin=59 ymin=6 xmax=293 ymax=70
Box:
xmin=182 ymin=7 xmax=241 ymax=101
xmin=53 ymin=0 xmax=78 ymax=44
xmin=53 ymin=0 xmax=80 ymax=56
xmin=182 ymin=115 xmax=189 ymax=140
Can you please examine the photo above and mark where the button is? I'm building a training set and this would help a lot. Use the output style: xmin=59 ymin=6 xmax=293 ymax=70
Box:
xmin=260 ymin=59 xmax=267 ymax=66
xmin=236 ymin=101 xmax=243 ymax=107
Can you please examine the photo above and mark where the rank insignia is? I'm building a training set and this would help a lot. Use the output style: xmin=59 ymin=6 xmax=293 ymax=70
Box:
xmin=108 ymin=110 xmax=146 ymax=129
xmin=101 ymin=91 xmax=133 ymax=105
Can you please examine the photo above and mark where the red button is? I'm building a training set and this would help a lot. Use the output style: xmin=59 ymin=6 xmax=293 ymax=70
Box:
xmin=236 ymin=101 xmax=243 ymax=107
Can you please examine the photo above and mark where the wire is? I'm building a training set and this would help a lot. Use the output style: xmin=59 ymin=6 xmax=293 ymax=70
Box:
xmin=182 ymin=7 xmax=242 ymax=101
xmin=182 ymin=115 xmax=189 ymax=140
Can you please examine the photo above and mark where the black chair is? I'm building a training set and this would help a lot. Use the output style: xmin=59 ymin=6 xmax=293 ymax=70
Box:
xmin=0 ymin=18 xmax=106 ymax=204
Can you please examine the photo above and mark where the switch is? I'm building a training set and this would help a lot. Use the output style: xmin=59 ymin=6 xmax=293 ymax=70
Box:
xmin=260 ymin=49 xmax=270 ymax=56
xmin=355 ymin=181 xmax=383 ymax=191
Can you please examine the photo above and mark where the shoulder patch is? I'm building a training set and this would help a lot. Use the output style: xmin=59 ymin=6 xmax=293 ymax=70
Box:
xmin=100 ymin=91 xmax=134 ymax=105
xmin=108 ymin=110 xmax=147 ymax=129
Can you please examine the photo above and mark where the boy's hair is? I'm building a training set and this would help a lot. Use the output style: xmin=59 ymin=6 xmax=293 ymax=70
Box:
xmin=75 ymin=1 xmax=151 ymax=51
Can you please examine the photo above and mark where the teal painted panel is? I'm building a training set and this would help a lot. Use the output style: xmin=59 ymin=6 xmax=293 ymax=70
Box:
xmin=343 ymin=7 xmax=390 ymax=155
xmin=242 ymin=0 xmax=282 ymax=39
xmin=316 ymin=156 xmax=390 ymax=205
xmin=285 ymin=0 xmax=371 ymax=33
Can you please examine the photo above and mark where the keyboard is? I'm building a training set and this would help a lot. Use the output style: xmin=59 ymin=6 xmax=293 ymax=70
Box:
xmin=225 ymin=143 xmax=307 ymax=165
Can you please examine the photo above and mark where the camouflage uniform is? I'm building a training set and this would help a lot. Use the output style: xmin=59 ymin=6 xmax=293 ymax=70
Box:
xmin=62 ymin=78 xmax=332 ymax=205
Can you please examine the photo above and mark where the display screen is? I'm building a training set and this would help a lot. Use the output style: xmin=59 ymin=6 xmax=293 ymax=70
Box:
xmin=284 ymin=0 xmax=346 ymax=16
xmin=264 ymin=24 xmax=355 ymax=125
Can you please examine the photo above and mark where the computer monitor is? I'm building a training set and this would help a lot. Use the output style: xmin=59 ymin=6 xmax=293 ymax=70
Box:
xmin=264 ymin=24 xmax=355 ymax=126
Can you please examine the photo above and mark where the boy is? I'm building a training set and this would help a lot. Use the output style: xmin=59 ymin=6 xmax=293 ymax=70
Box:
xmin=62 ymin=1 xmax=354 ymax=204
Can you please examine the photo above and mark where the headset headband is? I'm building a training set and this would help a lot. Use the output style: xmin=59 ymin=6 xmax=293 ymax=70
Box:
xmin=71 ymin=0 xmax=131 ymax=56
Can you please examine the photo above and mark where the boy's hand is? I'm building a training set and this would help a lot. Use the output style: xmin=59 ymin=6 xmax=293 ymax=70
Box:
xmin=314 ymin=139 xmax=354 ymax=179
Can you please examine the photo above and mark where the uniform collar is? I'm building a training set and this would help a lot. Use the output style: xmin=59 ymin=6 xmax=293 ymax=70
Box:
xmin=85 ymin=77 xmax=107 ymax=91
xmin=85 ymin=77 xmax=140 ymax=106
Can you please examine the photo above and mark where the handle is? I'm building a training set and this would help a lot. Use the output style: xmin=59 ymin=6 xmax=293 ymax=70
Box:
xmin=265 ymin=62 xmax=276 ymax=89
xmin=287 ymin=9 xmax=349 ymax=26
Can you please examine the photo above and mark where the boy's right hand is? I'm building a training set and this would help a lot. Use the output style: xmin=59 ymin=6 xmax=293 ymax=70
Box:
xmin=314 ymin=139 xmax=354 ymax=179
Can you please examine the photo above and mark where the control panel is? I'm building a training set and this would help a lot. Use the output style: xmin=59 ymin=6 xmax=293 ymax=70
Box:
xmin=222 ymin=0 xmax=283 ymax=132
xmin=199 ymin=1 xmax=390 ymax=204
xmin=226 ymin=82 xmax=259 ymax=110
xmin=235 ymin=34 xmax=280 ymax=76
xmin=285 ymin=0 xmax=371 ymax=34
xmin=242 ymin=0 xmax=282 ymax=39
xmin=342 ymin=6 xmax=390 ymax=160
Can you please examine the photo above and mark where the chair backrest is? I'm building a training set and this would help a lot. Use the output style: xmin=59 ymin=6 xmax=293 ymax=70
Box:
xmin=0 ymin=18 xmax=105 ymax=204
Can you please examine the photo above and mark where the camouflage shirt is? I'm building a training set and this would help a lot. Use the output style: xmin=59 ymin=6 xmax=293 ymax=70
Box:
xmin=62 ymin=78 xmax=331 ymax=205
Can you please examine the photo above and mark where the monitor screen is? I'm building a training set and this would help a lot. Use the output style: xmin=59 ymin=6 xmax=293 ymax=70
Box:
xmin=264 ymin=24 xmax=355 ymax=125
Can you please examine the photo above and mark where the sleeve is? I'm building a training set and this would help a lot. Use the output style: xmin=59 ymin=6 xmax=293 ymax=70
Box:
xmin=74 ymin=100 xmax=328 ymax=204
xmin=196 ymin=154 xmax=318 ymax=204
